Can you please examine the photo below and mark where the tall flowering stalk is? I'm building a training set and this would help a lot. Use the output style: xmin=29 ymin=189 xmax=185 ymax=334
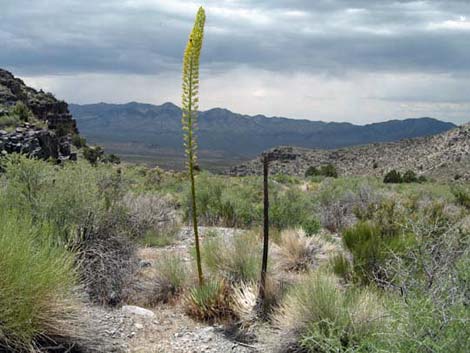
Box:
xmin=182 ymin=7 xmax=206 ymax=286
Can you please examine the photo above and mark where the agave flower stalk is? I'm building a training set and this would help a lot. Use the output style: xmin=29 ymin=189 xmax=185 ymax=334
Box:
xmin=182 ymin=7 xmax=206 ymax=286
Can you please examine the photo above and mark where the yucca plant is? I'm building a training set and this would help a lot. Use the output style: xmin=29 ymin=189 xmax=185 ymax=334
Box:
xmin=182 ymin=6 xmax=206 ymax=286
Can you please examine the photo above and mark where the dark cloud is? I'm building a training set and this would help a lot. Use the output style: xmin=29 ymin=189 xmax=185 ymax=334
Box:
xmin=2 ymin=0 xmax=470 ymax=76
xmin=1 ymin=0 xmax=469 ymax=123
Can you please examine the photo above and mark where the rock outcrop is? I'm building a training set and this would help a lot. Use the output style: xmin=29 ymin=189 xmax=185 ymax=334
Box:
xmin=0 ymin=69 xmax=79 ymax=160
xmin=0 ymin=123 xmax=76 ymax=161
xmin=227 ymin=123 xmax=470 ymax=181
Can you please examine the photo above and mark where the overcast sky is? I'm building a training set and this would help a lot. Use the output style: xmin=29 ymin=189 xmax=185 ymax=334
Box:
xmin=2 ymin=0 xmax=470 ymax=124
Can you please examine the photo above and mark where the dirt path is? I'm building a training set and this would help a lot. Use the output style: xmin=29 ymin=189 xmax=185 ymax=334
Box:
xmin=82 ymin=227 xmax=268 ymax=353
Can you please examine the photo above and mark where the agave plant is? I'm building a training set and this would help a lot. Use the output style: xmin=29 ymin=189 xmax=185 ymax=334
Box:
xmin=182 ymin=6 xmax=206 ymax=286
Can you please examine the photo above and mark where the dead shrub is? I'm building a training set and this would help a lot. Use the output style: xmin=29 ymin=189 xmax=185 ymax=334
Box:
xmin=276 ymin=229 xmax=339 ymax=272
xmin=71 ymin=211 xmax=137 ymax=306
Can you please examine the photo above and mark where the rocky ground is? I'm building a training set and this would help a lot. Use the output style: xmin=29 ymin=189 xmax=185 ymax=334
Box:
xmin=80 ymin=227 xmax=269 ymax=353
xmin=227 ymin=123 xmax=470 ymax=181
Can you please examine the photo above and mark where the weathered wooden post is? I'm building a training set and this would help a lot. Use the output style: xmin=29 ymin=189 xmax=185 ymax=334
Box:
xmin=258 ymin=153 xmax=270 ymax=309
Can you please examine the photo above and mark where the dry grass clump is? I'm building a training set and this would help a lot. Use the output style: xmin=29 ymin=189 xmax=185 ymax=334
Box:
xmin=185 ymin=280 xmax=235 ymax=322
xmin=273 ymin=271 xmax=388 ymax=353
xmin=153 ymin=254 xmax=188 ymax=303
xmin=200 ymin=231 xmax=262 ymax=283
xmin=276 ymin=229 xmax=339 ymax=272
xmin=0 ymin=211 xmax=96 ymax=352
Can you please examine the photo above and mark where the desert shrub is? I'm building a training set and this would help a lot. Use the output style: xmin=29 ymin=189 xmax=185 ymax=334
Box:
xmin=186 ymin=173 xmax=315 ymax=230
xmin=71 ymin=210 xmax=137 ymax=306
xmin=123 ymin=192 xmax=180 ymax=245
xmin=318 ymin=182 xmax=382 ymax=233
xmin=102 ymin=153 xmax=121 ymax=164
xmin=328 ymin=253 xmax=353 ymax=282
xmin=187 ymin=173 xmax=259 ymax=227
xmin=0 ymin=154 xmax=49 ymax=216
xmin=0 ymin=210 xmax=78 ymax=350
xmin=383 ymin=169 xmax=402 ymax=183
xmin=10 ymin=101 xmax=31 ymax=121
xmin=321 ymin=197 xmax=355 ymax=233
xmin=276 ymin=229 xmax=339 ymax=273
xmin=305 ymin=166 xmax=320 ymax=177
xmin=274 ymin=272 xmax=388 ymax=353
xmin=452 ymin=185 xmax=470 ymax=209
xmin=321 ymin=164 xmax=338 ymax=178
xmin=185 ymin=280 xmax=234 ymax=322
xmin=1 ymin=156 xmax=129 ymax=241
xmin=376 ymin=211 xmax=470 ymax=352
xmin=153 ymin=254 xmax=188 ymax=303
xmin=200 ymin=231 xmax=261 ymax=283
xmin=301 ymin=217 xmax=321 ymax=236
xmin=0 ymin=114 xmax=20 ymax=129
xmin=270 ymin=188 xmax=315 ymax=230
xmin=342 ymin=221 xmax=413 ymax=284
xmin=82 ymin=146 xmax=104 ymax=165
xmin=402 ymin=170 xmax=418 ymax=183
xmin=305 ymin=164 xmax=338 ymax=178
xmin=71 ymin=133 xmax=87 ymax=148
xmin=273 ymin=174 xmax=301 ymax=185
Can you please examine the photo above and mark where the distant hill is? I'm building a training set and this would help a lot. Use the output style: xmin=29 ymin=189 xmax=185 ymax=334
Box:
xmin=228 ymin=123 xmax=470 ymax=181
xmin=70 ymin=102 xmax=456 ymax=170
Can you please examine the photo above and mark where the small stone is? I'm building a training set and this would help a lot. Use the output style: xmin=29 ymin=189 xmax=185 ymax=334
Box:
xmin=121 ymin=305 xmax=155 ymax=318
xmin=139 ymin=260 xmax=152 ymax=268
xmin=135 ymin=323 xmax=144 ymax=329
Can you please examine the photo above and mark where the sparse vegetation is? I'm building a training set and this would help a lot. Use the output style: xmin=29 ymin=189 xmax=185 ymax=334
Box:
xmin=0 ymin=149 xmax=467 ymax=350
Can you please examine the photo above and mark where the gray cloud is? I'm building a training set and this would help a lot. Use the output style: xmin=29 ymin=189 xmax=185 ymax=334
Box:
xmin=1 ymin=0 xmax=470 ymax=123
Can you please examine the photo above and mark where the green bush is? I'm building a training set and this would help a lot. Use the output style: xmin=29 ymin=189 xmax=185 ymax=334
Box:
xmin=10 ymin=101 xmax=31 ymax=122
xmin=328 ymin=253 xmax=353 ymax=282
xmin=0 ymin=210 xmax=77 ymax=350
xmin=186 ymin=173 xmax=315 ymax=230
xmin=301 ymin=217 xmax=321 ymax=236
xmin=71 ymin=133 xmax=87 ymax=148
xmin=102 ymin=153 xmax=121 ymax=164
xmin=452 ymin=185 xmax=470 ymax=209
xmin=305 ymin=164 xmax=338 ymax=178
xmin=270 ymin=188 xmax=315 ymax=230
xmin=402 ymin=170 xmax=418 ymax=183
xmin=82 ymin=146 xmax=104 ymax=165
xmin=342 ymin=221 xmax=412 ymax=284
xmin=305 ymin=166 xmax=320 ymax=177
xmin=0 ymin=114 xmax=20 ymax=129
xmin=383 ymin=169 xmax=402 ymax=183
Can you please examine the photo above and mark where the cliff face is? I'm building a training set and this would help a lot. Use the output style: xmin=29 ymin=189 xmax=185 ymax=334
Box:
xmin=227 ymin=123 xmax=470 ymax=181
xmin=0 ymin=69 xmax=78 ymax=161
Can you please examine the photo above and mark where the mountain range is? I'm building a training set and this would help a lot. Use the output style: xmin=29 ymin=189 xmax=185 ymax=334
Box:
xmin=70 ymin=102 xmax=456 ymax=170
